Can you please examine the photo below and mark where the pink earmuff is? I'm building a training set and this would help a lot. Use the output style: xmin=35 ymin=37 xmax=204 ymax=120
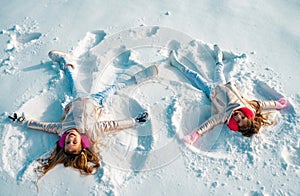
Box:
xmin=227 ymin=117 xmax=239 ymax=131
xmin=58 ymin=133 xmax=68 ymax=148
xmin=239 ymin=107 xmax=255 ymax=120
xmin=227 ymin=107 xmax=255 ymax=131
xmin=58 ymin=133 xmax=91 ymax=149
xmin=81 ymin=135 xmax=91 ymax=149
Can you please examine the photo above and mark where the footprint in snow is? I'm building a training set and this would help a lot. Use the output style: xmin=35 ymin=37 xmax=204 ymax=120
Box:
xmin=281 ymin=145 xmax=300 ymax=168
xmin=17 ymin=32 xmax=42 ymax=44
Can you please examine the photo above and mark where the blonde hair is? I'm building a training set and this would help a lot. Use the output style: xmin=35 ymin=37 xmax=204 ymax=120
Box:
xmin=35 ymin=143 xmax=100 ymax=179
xmin=238 ymin=100 xmax=274 ymax=137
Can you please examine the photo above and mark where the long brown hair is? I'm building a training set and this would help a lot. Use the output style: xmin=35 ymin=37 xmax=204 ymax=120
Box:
xmin=238 ymin=100 xmax=274 ymax=137
xmin=35 ymin=143 xmax=101 ymax=179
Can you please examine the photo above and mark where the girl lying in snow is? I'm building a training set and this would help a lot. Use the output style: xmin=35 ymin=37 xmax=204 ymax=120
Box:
xmin=9 ymin=50 xmax=156 ymax=178
xmin=169 ymin=45 xmax=288 ymax=145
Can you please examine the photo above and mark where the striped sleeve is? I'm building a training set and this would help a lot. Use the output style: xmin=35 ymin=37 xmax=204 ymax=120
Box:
xmin=196 ymin=113 xmax=227 ymax=135
xmin=27 ymin=119 xmax=62 ymax=135
xmin=95 ymin=118 xmax=135 ymax=132
xmin=258 ymin=100 xmax=277 ymax=110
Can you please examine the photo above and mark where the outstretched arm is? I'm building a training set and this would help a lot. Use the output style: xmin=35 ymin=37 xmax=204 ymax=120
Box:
xmin=9 ymin=112 xmax=62 ymax=135
xmin=95 ymin=118 xmax=135 ymax=132
xmin=27 ymin=119 xmax=62 ymax=135
xmin=95 ymin=111 xmax=149 ymax=133
xmin=183 ymin=113 xmax=227 ymax=145
xmin=250 ymin=98 xmax=288 ymax=110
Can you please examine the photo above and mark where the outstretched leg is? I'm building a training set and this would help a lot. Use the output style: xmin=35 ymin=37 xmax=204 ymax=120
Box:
xmin=91 ymin=65 xmax=158 ymax=106
xmin=169 ymin=50 xmax=211 ymax=98
xmin=64 ymin=65 xmax=77 ymax=96
xmin=48 ymin=50 xmax=84 ymax=97
xmin=213 ymin=45 xmax=226 ymax=85
xmin=90 ymin=84 xmax=121 ymax=106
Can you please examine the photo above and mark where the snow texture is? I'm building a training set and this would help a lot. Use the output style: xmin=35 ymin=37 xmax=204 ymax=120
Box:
xmin=0 ymin=0 xmax=299 ymax=195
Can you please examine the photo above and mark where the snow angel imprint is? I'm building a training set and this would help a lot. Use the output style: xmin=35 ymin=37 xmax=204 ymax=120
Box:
xmin=9 ymin=50 xmax=158 ymax=179
xmin=168 ymin=45 xmax=288 ymax=145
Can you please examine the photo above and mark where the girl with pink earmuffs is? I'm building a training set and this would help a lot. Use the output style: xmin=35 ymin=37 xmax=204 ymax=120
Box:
xmin=168 ymin=45 xmax=288 ymax=145
xmin=8 ymin=50 xmax=154 ymax=179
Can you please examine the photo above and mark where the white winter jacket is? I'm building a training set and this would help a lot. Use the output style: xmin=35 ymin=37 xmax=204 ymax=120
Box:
xmin=26 ymin=97 xmax=135 ymax=154
xmin=195 ymin=81 xmax=277 ymax=135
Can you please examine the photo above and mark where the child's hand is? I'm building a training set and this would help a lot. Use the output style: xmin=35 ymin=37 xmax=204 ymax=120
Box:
xmin=182 ymin=130 xmax=200 ymax=145
xmin=8 ymin=112 xmax=27 ymax=124
xmin=275 ymin=98 xmax=288 ymax=109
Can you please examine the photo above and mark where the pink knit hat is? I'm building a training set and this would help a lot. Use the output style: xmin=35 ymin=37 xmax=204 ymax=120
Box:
xmin=227 ymin=107 xmax=255 ymax=131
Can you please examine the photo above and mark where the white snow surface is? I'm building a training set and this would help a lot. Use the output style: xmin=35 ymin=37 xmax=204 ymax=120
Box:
xmin=0 ymin=0 xmax=300 ymax=195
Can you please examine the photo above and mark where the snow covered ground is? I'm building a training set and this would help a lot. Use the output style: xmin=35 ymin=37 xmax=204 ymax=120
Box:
xmin=0 ymin=0 xmax=299 ymax=195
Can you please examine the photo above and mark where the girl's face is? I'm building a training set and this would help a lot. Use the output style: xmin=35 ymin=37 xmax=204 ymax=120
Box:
xmin=232 ymin=110 xmax=248 ymax=127
xmin=64 ymin=129 xmax=82 ymax=154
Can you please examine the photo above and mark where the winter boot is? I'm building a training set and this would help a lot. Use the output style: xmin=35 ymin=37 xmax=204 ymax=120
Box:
xmin=117 ymin=65 xmax=158 ymax=88
xmin=48 ymin=50 xmax=74 ymax=69
xmin=213 ymin=44 xmax=223 ymax=64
